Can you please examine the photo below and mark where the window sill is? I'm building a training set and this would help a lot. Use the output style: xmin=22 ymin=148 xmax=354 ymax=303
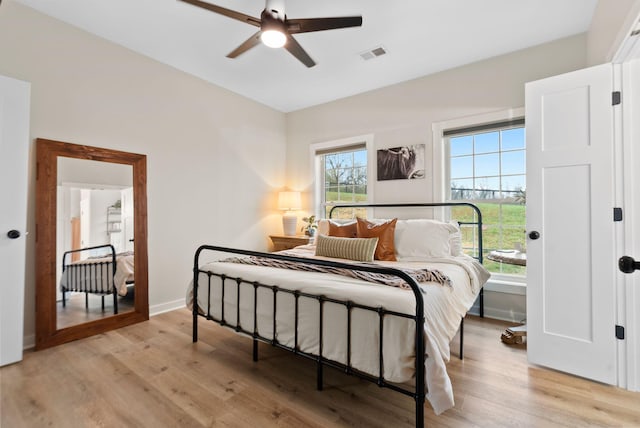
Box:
xmin=484 ymin=277 xmax=526 ymax=296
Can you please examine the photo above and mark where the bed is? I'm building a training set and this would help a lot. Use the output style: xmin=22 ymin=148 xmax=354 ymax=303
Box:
xmin=187 ymin=203 xmax=489 ymax=428
xmin=60 ymin=244 xmax=135 ymax=314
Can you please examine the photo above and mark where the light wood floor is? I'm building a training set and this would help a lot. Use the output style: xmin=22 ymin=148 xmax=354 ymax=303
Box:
xmin=57 ymin=291 xmax=135 ymax=329
xmin=2 ymin=309 xmax=639 ymax=427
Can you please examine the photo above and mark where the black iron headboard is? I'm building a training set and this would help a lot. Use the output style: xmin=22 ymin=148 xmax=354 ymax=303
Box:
xmin=328 ymin=202 xmax=484 ymax=318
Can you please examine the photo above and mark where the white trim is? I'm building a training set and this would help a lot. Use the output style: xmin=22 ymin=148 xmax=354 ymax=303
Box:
xmin=610 ymin=4 xmax=640 ymax=63
xmin=621 ymin=58 xmax=640 ymax=392
xmin=468 ymin=298 xmax=526 ymax=323
xmin=309 ymin=134 xmax=375 ymax=217
xmin=150 ymin=299 xmax=186 ymax=317
xmin=484 ymin=278 xmax=526 ymax=296
xmin=23 ymin=334 xmax=35 ymax=351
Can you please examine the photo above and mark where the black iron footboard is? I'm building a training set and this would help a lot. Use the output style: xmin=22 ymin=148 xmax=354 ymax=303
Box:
xmin=193 ymin=245 xmax=428 ymax=427
xmin=61 ymin=244 xmax=119 ymax=314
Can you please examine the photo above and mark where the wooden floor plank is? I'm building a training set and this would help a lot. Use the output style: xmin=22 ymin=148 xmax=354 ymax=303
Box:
xmin=2 ymin=309 xmax=639 ymax=427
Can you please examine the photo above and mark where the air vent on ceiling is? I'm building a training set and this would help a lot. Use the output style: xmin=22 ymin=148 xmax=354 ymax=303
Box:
xmin=360 ymin=46 xmax=387 ymax=61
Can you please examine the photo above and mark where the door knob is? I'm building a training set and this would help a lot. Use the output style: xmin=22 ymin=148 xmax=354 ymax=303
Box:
xmin=528 ymin=231 xmax=540 ymax=240
xmin=7 ymin=230 xmax=21 ymax=239
xmin=619 ymin=256 xmax=640 ymax=274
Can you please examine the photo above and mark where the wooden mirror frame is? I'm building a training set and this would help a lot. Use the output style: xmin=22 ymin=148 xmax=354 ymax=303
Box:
xmin=35 ymin=138 xmax=149 ymax=350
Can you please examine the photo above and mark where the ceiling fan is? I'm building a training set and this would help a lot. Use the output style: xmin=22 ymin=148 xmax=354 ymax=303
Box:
xmin=178 ymin=0 xmax=363 ymax=67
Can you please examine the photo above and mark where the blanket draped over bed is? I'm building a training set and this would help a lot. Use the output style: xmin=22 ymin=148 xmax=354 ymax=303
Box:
xmin=221 ymin=255 xmax=452 ymax=289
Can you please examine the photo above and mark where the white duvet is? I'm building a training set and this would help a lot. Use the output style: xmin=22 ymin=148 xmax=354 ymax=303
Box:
xmin=187 ymin=245 xmax=489 ymax=414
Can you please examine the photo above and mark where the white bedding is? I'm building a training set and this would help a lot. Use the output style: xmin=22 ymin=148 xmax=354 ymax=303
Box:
xmin=60 ymin=252 xmax=135 ymax=296
xmin=187 ymin=245 xmax=489 ymax=414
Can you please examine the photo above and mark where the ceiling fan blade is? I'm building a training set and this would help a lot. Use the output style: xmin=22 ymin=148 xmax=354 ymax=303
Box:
xmin=287 ymin=16 xmax=362 ymax=34
xmin=284 ymin=34 xmax=316 ymax=68
xmin=178 ymin=0 xmax=261 ymax=27
xmin=226 ymin=31 xmax=262 ymax=58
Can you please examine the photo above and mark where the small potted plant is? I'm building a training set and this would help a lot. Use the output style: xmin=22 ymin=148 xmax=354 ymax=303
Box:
xmin=301 ymin=215 xmax=317 ymax=236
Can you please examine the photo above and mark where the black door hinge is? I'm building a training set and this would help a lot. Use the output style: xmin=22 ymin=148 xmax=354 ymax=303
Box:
xmin=613 ymin=91 xmax=621 ymax=105
xmin=614 ymin=207 xmax=623 ymax=222
xmin=616 ymin=325 xmax=625 ymax=340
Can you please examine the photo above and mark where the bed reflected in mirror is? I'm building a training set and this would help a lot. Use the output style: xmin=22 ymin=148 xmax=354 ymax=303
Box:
xmin=55 ymin=158 xmax=136 ymax=330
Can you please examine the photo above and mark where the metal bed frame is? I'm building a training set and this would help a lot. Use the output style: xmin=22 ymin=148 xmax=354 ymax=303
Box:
xmin=192 ymin=203 xmax=483 ymax=428
xmin=61 ymin=243 xmax=119 ymax=314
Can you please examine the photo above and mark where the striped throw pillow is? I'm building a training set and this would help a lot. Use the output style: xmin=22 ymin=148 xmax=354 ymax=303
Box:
xmin=315 ymin=235 xmax=379 ymax=262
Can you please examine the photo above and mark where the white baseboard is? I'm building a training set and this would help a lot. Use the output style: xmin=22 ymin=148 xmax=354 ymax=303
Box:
xmin=468 ymin=302 xmax=526 ymax=323
xmin=149 ymin=299 xmax=185 ymax=317
xmin=23 ymin=334 xmax=35 ymax=351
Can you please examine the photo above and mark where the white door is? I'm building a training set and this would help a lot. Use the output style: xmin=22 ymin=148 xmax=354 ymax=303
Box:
xmin=80 ymin=190 xmax=91 ymax=252
xmin=526 ymin=63 xmax=618 ymax=384
xmin=121 ymin=187 xmax=134 ymax=252
xmin=0 ymin=75 xmax=30 ymax=366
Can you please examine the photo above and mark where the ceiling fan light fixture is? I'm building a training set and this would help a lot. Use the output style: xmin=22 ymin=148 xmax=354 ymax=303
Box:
xmin=261 ymin=30 xmax=286 ymax=48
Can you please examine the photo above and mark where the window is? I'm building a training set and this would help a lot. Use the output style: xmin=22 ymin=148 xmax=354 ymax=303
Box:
xmin=312 ymin=136 xmax=372 ymax=219
xmin=444 ymin=119 xmax=526 ymax=277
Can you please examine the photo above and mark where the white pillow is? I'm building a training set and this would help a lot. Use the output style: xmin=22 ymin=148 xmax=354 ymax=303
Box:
xmin=449 ymin=221 xmax=463 ymax=256
xmin=316 ymin=219 xmax=356 ymax=239
xmin=394 ymin=219 xmax=458 ymax=260
xmin=317 ymin=219 xmax=330 ymax=237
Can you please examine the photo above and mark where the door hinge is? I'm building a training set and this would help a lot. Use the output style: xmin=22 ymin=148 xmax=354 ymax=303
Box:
xmin=616 ymin=325 xmax=625 ymax=340
xmin=614 ymin=207 xmax=623 ymax=222
xmin=612 ymin=91 xmax=621 ymax=105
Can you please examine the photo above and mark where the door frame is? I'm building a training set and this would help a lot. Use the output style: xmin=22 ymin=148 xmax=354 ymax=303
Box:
xmin=619 ymin=57 xmax=640 ymax=392
xmin=612 ymin=10 xmax=640 ymax=391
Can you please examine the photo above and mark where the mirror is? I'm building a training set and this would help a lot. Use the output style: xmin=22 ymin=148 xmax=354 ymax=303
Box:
xmin=36 ymin=138 xmax=148 ymax=350
xmin=56 ymin=158 xmax=135 ymax=329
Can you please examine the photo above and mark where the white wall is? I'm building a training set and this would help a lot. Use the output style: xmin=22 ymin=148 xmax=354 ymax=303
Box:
xmin=88 ymin=189 xmax=121 ymax=248
xmin=587 ymin=0 xmax=640 ymax=65
xmin=285 ymin=34 xmax=589 ymax=321
xmin=0 ymin=2 xmax=287 ymax=343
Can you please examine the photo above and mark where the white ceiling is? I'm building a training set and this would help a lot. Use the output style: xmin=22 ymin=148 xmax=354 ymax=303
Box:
xmin=15 ymin=0 xmax=598 ymax=112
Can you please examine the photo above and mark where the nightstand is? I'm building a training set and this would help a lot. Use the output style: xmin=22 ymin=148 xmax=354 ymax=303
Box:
xmin=269 ymin=235 xmax=310 ymax=251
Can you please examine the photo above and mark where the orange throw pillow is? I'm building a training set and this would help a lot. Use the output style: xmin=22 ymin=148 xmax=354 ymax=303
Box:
xmin=356 ymin=218 xmax=397 ymax=261
xmin=328 ymin=221 xmax=358 ymax=238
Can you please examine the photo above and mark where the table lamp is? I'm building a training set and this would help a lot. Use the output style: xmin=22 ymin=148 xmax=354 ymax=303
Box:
xmin=278 ymin=191 xmax=301 ymax=236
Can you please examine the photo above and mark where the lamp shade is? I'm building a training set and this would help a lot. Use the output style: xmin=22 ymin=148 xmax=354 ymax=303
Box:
xmin=278 ymin=191 xmax=301 ymax=211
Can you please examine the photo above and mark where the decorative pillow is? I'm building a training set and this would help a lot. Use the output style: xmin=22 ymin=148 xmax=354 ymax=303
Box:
xmin=315 ymin=234 xmax=378 ymax=262
xmin=317 ymin=219 xmax=330 ymax=237
xmin=356 ymin=217 xmax=397 ymax=261
xmin=394 ymin=219 xmax=458 ymax=260
xmin=449 ymin=221 xmax=463 ymax=256
xmin=328 ymin=220 xmax=358 ymax=238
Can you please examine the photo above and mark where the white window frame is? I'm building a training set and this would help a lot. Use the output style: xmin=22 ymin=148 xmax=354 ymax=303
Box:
xmin=310 ymin=134 xmax=375 ymax=219
xmin=432 ymin=108 xmax=527 ymax=292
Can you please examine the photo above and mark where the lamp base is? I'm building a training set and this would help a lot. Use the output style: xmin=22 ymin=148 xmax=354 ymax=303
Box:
xmin=282 ymin=213 xmax=297 ymax=236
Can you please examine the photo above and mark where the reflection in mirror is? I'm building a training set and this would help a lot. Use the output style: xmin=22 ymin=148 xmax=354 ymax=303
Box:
xmin=56 ymin=158 xmax=135 ymax=329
